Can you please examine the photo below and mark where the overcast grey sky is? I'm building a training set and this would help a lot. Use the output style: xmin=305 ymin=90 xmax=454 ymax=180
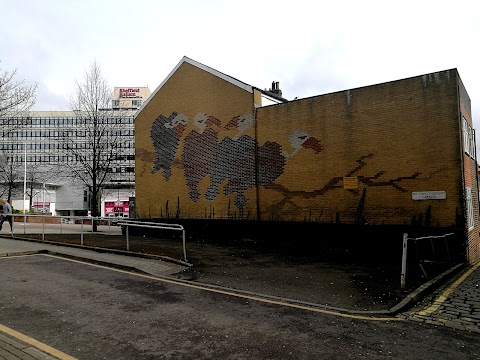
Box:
xmin=1 ymin=1 xmax=479 ymax=127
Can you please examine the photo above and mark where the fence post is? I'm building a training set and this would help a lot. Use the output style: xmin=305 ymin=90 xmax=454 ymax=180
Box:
xmin=81 ymin=218 xmax=84 ymax=246
xmin=126 ymin=226 xmax=129 ymax=251
xmin=401 ymin=233 xmax=408 ymax=289
xmin=182 ymin=229 xmax=187 ymax=263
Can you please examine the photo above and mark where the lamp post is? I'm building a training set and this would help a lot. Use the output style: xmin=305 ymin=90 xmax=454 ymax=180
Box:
xmin=117 ymin=184 xmax=120 ymax=217
xmin=23 ymin=142 xmax=26 ymax=214
xmin=42 ymin=182 xmax=45 ymax=213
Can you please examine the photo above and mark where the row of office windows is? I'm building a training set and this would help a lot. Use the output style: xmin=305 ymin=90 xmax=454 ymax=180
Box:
xmin=7 ymin=153 xmax=136 ymax=168
xmin=9 ymin=155 xmax=76 ymax=163
xmin=1 ymin=129 xmax=134 ymax=138
xmin=109 ymin=167 xmax=135 ymax=173
xmin=113 ymin=155 xmax=135 ymax=161
xmin=112 ymin=100 xmax=142 ymax=108
xmin=0 ymin=141 xmax=134 ymax=151
xmin=0 ymin=117 xmax=134 ymax=126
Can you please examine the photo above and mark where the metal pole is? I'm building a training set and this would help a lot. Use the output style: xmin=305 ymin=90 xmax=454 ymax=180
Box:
xmin=182 ymin=229 xmax=187 ymax=263
xmin=42 ymin=215 xmax=45 ymax=241
xmin=23 ymin=142 xmax=27 ymax=228
xmin=81 ymin=218 xmax=84 ymax=245
xmin=126 ymin=226 xmax=129 ymax=251
xmin=401 ymin=233 xmax=408 ymax=289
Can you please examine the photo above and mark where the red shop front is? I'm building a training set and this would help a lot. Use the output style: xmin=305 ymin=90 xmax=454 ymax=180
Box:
xmin=104 ymin=201 xmax=129 ymax=217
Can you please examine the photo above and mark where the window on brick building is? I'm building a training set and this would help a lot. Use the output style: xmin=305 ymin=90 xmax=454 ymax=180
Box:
xmin=466 ymin=187 xmax=474 ymax=231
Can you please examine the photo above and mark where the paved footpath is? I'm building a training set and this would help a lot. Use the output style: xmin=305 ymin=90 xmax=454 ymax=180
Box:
xmin=398 ymin=261 xmax=480 ymax=333
xmin=0 ymin=328 xmax=70 ymax=360
xmin=0 ymin=236 xmax=188 ymax=277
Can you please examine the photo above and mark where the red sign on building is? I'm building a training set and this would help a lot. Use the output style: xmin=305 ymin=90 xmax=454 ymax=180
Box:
xmin=104 ymin=201 xmax=129 ymax=214
xmin=119 ymin=88 xmax=140 ymax=98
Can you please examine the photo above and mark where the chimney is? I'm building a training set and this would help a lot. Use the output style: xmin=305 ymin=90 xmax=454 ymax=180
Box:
xmin=269 ymin=81 xmax=282 ymax=97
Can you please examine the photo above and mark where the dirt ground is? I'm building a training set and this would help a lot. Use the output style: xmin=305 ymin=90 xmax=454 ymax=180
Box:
xmin=17 ymin=232 xmax=430 ymax=312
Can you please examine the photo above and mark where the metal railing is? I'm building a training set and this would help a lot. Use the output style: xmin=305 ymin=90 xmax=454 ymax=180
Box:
xmin=400 ymin=232 xmax=454 ymax=289
xmin=15 ymin=214 xmax=119 ymax=242
xmin=7 ymin=214 xmax=187 ymax=263
xmin=116 ymin=219 xmax=187 ymax=262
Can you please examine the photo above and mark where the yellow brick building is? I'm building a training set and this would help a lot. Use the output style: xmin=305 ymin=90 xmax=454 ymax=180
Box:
xmin=134 ymin=56 xmax=479 ymax=262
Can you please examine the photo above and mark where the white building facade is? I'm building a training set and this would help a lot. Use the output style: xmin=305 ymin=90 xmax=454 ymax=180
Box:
xmin=0 ymin=86 xmax=150 ymax=217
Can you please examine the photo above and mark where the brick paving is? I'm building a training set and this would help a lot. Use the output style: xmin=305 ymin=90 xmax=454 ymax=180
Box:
xmin=0 ymin=332 xmax=61 ymax=360
xmin=398 ymin=261 xmax=480 ymax=333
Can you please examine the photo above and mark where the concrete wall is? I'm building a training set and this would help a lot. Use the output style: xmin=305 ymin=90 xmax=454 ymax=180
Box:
xmin=55 ymin=182 xmax=86 ymax=213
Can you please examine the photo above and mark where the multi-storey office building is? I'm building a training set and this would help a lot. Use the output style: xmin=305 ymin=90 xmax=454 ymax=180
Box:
xmin=0 ymin=109 xmax=136 ymax=217
xmin=0 ymin=85 xmax=151 ymax=216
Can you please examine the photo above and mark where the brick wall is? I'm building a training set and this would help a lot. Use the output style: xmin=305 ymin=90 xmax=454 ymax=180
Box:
xmin=135 ymin=65 xmax=479 ymax=261
xmin=255 ymin=70 xmax=462 ymax=226
xmin=459 ymin=76 xmax=480 ymax=263
xmin=13 ymin=215 xmax=61 ymax=224
xmin=135 ymin=61 xmax=257 ymax=219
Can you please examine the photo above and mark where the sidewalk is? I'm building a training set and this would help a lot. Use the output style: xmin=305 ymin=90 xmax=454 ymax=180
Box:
xmin=0 ymin=236 xmax=188 ymax=277
xmin=0 ymin=328 xmax=71 ymax=360
xmin=398 ymin=260 xmax=480 ymax=332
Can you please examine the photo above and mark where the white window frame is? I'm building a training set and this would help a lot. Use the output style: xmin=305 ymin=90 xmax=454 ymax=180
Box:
xmin=470 ymin=128 xmax=476 ymax=157
xmin=463 ymin=117 xmax=469 ymax=152
xmin=466 ymin=187 xmax=474 ymax=231
xmin=462 ymin=116 xmax=476 ymax=159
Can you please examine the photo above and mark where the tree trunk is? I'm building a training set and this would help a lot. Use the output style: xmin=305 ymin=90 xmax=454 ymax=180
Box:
xmin=91 ymin=190 xmax=98 ymax=232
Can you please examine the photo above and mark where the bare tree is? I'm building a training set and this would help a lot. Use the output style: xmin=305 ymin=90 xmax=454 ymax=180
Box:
xmin=0 ymin=151 xmax=23 ymax=204
xmin=25 ymin=163 xmax=63 ymax=212
xmin=59 ymin=60 xmax=128 ymax=230
xmin=0 ymin=61 xmax=37 ymax=119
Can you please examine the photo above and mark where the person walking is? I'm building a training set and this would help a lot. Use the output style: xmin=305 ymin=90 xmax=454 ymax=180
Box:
xmin=0 ymin=198 xmax=13 ymax=233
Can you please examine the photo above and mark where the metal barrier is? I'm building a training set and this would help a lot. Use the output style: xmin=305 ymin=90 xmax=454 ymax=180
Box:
xmin=116 ymin=220 xmax=187 ymax=263
xmin=16 ymin=214 xmax=118 ymax=243
xmin=10 ymin=214 xmax=187 ymax=263
xmin=401 ymin=232 xmax=454 ymax=289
